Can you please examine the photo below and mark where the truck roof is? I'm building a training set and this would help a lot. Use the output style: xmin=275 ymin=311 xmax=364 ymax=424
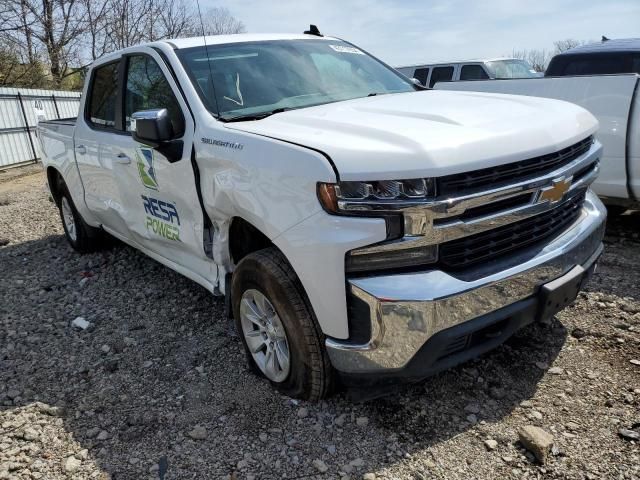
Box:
xmin=558 ymin=38 xmax=640 ymax=55
xmin=90 ymin=33 xmax=340 ymax=65
xmin=163 ymin=33 xmax=336 ymax=50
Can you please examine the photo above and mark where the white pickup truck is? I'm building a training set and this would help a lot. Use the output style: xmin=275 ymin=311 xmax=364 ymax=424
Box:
xmin=38 ymin=31 xmax=606 ymax=400
xmin=436 ymin=74 xmax=640 ymax=213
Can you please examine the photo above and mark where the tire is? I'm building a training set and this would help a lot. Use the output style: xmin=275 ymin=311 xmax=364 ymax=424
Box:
xmin=57 ymin=185 xmax=105 ymax=253
xmin=232 ymin=247 xmax=333 ymax=400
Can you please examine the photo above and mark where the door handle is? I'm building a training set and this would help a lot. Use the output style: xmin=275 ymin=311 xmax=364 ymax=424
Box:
xmin=115 ymin=153 xmax=131 ymax=164
xmin=75 ymin=144 xmax=87 ymax=155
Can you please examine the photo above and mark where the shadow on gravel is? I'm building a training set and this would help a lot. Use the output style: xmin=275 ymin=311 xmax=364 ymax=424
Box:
xmin=1 ymin=234 xmax=569 ymax=479
xmin=595 ymin=210 xmax=640 ymax=301
xmin=604 ymin=210 xmax=640 ymax=239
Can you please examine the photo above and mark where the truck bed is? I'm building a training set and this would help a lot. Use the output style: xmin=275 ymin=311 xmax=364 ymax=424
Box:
xmin=435 ymin=75 xmax=640 ymax=203
xmin=37 ymin=117 xmax=76 ymax=173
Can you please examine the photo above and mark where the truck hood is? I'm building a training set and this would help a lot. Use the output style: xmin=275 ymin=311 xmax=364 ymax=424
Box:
xmin=225 ymin=90 xmax=598 ymax=181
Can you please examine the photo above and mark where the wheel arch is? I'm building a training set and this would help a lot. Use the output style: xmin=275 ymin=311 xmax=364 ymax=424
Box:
xmin=46 ymin=166 xmax=65 ymax=206
xmin=228 ymin=216 xmax=274 ymax=265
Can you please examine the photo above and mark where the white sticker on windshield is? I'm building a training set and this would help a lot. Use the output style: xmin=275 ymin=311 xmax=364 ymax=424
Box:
xmin=329 ymin=44 xmax=364 ymax=55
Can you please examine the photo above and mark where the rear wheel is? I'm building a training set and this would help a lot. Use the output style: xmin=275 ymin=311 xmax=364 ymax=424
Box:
xmin=232 ymin=247 xmax=333 ymax=400
xmin=57 ymin=185 xmax=106 ymax=253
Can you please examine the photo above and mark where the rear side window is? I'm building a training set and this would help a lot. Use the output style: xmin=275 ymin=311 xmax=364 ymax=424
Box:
xmin=87 ymin=62 xmax=119 ymax=129
xmin=460 ymin=64 xmax=489 ymax=80
xmin=413 ymin=67 xmax=430 ymax=86
xmin=124 ymin=55 xmax=185 ymax=137
xmin=429 ymin=66 xmax=454 ymax=87
xmin=546 ymin=53 xmax=640 ymax=76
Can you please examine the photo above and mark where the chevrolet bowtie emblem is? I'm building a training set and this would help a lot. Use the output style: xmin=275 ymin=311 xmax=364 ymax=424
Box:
xmin=539 ymin=177 xmax=572 ymax=204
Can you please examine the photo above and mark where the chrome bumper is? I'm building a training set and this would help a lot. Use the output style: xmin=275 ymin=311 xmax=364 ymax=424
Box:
xmin=326 ymin=190 xmax=606 ymax=374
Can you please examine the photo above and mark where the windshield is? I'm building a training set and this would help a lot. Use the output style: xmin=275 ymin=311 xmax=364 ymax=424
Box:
xmin=485 ymin=59 xmax=540 ymax=79
xmin=177 ymin=39 xmax=415 ymax=120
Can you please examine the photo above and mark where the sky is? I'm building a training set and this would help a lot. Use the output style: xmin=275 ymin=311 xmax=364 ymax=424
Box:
xmin=204 ymin=0 xmax=640 ymax=66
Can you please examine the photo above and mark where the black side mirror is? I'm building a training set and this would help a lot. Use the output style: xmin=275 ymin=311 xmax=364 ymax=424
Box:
xmin=131 ymin=109 xmax=183 ymax=163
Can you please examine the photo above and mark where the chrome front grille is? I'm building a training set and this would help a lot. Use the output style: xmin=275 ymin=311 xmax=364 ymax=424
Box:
xmin=436 ymin=136 xmax=594 ymax=196
xmin=439 ymin=192 xmax=586 ymax=270
xmin=345 ymin=137 xmax=602 ymax=276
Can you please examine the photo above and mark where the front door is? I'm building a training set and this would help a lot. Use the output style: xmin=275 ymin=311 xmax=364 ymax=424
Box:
xmin=114 ymin=49 xmax=214 ymax=284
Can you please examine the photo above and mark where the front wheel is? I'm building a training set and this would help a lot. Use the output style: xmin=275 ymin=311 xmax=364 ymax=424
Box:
xmin=232 ymin=248 xmax=333 ymax=400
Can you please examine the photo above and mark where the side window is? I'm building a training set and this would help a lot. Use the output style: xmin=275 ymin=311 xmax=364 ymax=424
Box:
xmin=87 ymin=62 xmax=119 ymax=129
xmin=413 ymin=67 xmax=430 ymax=86
xmin=429 ymin=66 xmax=454 ymax=87
xmin=124 ymin=55 xmax=185 ymax=137
xmin=460 ymin=64 xmax=490 ymax=81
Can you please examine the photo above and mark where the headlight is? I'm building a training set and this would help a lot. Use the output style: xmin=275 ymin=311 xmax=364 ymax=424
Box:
xmin=317 ymin=178 xmax=436 ymax=213
xmin=318 ymin=179 xmax=438 ymax=274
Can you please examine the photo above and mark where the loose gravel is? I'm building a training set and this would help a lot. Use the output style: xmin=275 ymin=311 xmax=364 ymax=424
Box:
xmin=1 ymin=169 xmax=639 ymax=479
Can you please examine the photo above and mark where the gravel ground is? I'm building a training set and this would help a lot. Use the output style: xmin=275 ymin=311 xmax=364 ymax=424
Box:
xmin=1 ymin=169 xmax=639 ymax=480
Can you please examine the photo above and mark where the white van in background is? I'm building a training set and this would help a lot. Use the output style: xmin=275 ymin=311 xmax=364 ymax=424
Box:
xmin=396 ymin=58 xmax=540 ymax=88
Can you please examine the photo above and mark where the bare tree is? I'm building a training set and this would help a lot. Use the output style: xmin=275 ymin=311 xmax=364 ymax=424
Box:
xmin=101 ymin=1 xmax=245 ymax=48
xmin=0 ymin=0 xmax=246 ymax=89
xmin=199 ymin=6 xmax=246 ymax=36
xmin=0 ymin=0 xmax=21 ymax=32
xmin=103 ymin=0 xmax=150 ymax=50
xmin=0 ymin=36 xmax=48 ymax=87
xmin=6 ymin=0 xmax=90 ymax=85
xmin=553 ymin=38 xmax=587 ymax=54
xmin=512 ymin=38 xmax=592 ymax=73
xmin=81 ymin=0 xmax=110 ymax=60
xmin=156 ymin=0 xmax=197 ymax=39
xmin=512 ymin=48 xmax=552 ymax=72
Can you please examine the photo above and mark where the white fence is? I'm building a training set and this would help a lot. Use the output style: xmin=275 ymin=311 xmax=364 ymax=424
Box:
xmin=0 ymin=88 xmax=81 ymax=169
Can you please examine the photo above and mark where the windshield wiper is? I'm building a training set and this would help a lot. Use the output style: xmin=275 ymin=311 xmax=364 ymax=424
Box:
xmin=223 ymin=107 xmax=289 ymax=123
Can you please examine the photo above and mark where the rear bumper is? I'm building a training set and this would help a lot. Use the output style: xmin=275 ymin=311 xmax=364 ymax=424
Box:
xmin=326 ymin=189 xmax=606 ymax=376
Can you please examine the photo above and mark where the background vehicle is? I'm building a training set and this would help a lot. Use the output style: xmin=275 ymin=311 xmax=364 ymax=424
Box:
xmin=436 ymin=71 xmax=640 ymax=212
xmin=396 ymin=58 xmax=540 ymax=88
xmin=38 ymin=31 xmax=605 ymax=400
xmin=546 ymin=37 xmax=640 ymax=77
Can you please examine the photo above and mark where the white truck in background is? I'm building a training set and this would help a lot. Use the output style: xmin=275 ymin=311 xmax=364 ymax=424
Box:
xmin=396 ymin=58 xmax=540 ymax=88
xmin=37 ymin=30 xmax=606 ymax=400
xmin=436 ymin=39 xmax=640 ymax=213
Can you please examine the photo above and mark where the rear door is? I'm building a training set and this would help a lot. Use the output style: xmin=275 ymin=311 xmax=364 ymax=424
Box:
xmin=74 ymin=58 xmax=130 ymax=237
xmin=113 ymin=48 xmax=214 ymax=282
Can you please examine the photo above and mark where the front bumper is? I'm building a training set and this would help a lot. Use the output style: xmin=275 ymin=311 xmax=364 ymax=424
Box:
xmin=326 ymin=189 xmax=606 ymax=376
